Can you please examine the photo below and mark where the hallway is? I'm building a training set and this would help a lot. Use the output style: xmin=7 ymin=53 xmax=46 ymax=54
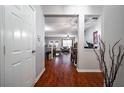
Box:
xmin=34 ymin=53 xmax=103 ymax=87
xmin=1 ymin=5 xmax=124 ymax=87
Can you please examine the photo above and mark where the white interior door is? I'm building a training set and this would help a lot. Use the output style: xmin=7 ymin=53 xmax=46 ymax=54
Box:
xmin=0 ymin=6 xmax=5 ymax=87
xmin=4 ymin=5 xmax=36 ymax=87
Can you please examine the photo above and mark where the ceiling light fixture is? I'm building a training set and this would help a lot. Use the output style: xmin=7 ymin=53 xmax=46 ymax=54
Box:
xmin=45 ymin=26 xmax=54 ymax=31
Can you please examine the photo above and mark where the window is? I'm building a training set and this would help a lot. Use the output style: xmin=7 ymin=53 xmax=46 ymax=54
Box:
xmin=48 ymin=40 xmax=59 ymax=48
xmin=63 ymin=39 xmax=72 ymax=48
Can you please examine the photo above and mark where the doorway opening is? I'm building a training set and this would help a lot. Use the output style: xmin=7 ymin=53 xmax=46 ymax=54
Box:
xmin=44 ymin=15 xmax=78 ymax=67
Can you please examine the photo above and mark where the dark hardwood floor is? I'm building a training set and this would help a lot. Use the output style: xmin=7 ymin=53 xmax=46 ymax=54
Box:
xmin=34 ymin=53 xmax=103 ymax=87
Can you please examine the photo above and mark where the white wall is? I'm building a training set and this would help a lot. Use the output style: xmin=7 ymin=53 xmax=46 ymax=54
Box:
xmin=43 ymin=5 xmax=103 ymax=72
xmin=33 ymin=6 xmax=45 ymax=78
xmin=0 ymin=6 xmax=2 ymax=87
xmin=0 ymin=6 xmax=3 ymax=87
xmin=77 ymin=6 xmax=103 ymax=71
xmin=103 ymin=6 xmax=124 ymax=87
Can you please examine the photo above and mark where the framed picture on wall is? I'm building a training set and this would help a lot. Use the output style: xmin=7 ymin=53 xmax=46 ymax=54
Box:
xmin=84 ymin=15 xmax=101 ymax=49
xmin=93 ymin=31 xmax=98 ymax=44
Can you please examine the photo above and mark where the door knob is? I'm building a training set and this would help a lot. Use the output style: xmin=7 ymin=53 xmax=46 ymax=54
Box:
xmin=32 ymin=50 xmax=36 ymax=53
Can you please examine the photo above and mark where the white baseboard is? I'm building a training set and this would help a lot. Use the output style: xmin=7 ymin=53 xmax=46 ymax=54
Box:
xmin=74 ymin=63 xmax=77 ymax=67
xmin=77 ymin=68 xmax=101 ymax=72
xmin=34 ymin=68 xmax=45 ymax=85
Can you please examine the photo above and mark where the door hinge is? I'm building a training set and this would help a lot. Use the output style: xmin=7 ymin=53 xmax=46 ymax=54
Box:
xmin=3 ymin=45 xmax=5 ymax=55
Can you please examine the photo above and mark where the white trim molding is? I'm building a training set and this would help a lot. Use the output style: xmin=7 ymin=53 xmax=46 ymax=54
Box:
xmin=77 ymin=68 xmax=101 ymax=72
xmin=35 ymin=68 xmax=45 ymax=82
xmin=32 ymin=68 xmax=45 ymax=86
xmin=0 ymin=6 xmax=5 ymax=87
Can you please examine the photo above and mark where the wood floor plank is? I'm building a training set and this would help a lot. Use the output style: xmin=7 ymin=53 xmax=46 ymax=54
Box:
xmin=34 ymin=53 xmax=103 ymax=87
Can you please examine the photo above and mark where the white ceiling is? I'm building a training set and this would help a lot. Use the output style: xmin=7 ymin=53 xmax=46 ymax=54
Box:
xmin=43 ymin=5 xmax=103 ymax=37
xmin=45 ymin=15 xmax=78 ymax=37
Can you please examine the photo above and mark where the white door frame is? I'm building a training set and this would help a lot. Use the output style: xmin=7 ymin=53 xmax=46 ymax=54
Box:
xmin=0 ymin=6 xmax=5 ymax=87
xmin=29 ymin=5 xmax=37 ymax=86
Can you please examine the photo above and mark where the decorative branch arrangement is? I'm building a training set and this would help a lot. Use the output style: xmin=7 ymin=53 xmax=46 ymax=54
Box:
xmin=93 ymin=39 xmax=124 ymax=87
